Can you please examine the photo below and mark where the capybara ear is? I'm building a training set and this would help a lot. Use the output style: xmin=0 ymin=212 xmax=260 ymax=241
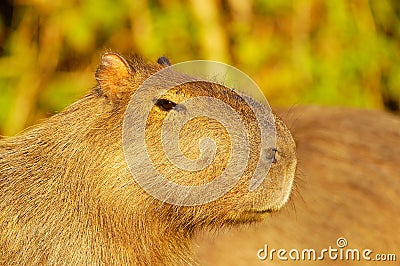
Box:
xmin=95 ymin=52 xmax=133 ymax=100
xmin=157 ymin=56 xmax=172 ymax=67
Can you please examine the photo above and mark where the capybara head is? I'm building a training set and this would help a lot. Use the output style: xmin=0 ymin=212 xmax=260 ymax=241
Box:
xmin=93 ymin=52 xmax=296 ymax=225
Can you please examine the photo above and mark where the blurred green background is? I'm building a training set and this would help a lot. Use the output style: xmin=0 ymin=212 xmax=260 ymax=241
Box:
xmin=0 ymin=0 xmax=399 ymax=136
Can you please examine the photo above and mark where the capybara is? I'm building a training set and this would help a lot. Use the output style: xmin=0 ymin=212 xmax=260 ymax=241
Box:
xmin=0 ymin=52 xmax=297 ymax=265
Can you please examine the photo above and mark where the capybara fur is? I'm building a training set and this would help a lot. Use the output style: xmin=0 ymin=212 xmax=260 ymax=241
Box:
xmin=0 ymin=52 xmax=297 ymax=265
xmin=195 ymin=105 xmax=400 ymax=265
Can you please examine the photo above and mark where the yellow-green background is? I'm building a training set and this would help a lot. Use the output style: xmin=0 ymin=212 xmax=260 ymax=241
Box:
xmin=0 ymin=0 xmax=399 ymax=136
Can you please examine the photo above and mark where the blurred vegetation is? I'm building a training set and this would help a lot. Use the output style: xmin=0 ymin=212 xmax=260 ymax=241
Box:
xmin=0 ymin=0 xmax=399 ymax=135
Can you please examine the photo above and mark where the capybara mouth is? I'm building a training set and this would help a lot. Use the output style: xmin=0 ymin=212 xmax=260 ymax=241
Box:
xmin=250 ymin=209 xmax=273 ymax=214
xmin=231 ymin=209 xmax=274 ymax=223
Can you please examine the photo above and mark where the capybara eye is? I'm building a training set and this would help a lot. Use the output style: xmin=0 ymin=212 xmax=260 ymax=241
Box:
xmin=155 ymin=99 xmax=177 ymax=111
xmin=266 ymin=148 xmax=278 ymax=164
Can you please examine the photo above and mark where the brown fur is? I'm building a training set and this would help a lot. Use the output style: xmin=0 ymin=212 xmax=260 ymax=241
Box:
xmin=195 ymin=105 xmax=400 ymax=265
xmin=0 ymin=52 xmax=296 ymax=265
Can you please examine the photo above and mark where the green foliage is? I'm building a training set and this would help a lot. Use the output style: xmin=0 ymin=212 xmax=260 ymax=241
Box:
xmin=0 ymin=0 xmax=399 ymax=135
